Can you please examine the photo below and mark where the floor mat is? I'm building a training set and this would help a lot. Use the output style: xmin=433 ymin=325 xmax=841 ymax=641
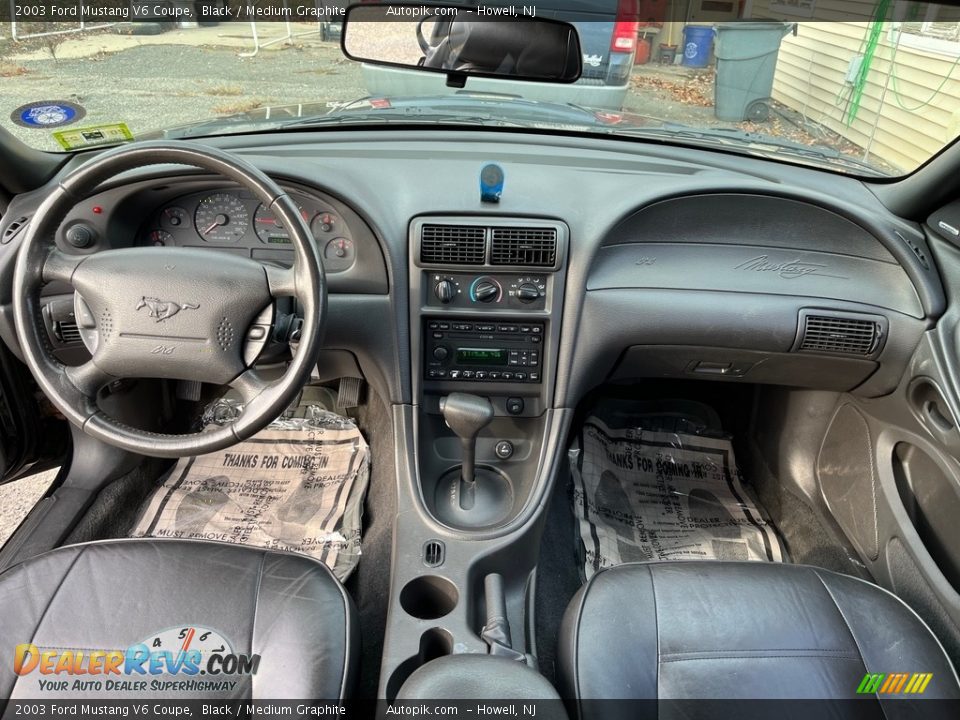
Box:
xmin=571 ymin=402 xmax=785 ymax=580
xmin=132 ymin=396 xmax=369 ymax=581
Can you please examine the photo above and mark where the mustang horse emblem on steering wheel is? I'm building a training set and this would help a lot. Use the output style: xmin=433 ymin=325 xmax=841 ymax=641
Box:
xmin=136 ymin=297 xmax=200 ymax=323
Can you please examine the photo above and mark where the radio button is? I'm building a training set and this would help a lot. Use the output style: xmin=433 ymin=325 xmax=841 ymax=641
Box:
xmin=475 ymin=371 xmax=487 ymax=380
xmin=515 ymin=372 xmax=527 ymax=381
xmin=476 ymin=324 xmax=496 ymax=332
xmin=452 ymin=323 xmax=473 ymax=331
xmin=433 ymin=346 xmax=449 ymax=361
xmin=531 ymin=326 xmax=543 ymax=334
xmin=502 ymin=372 xmax=514 ymax=381
xmin=462 ymin=370 xmax=475 ymax=379
xmin=449 ymin=370 xmax=461 ymax=379
xmin=489 ymin=371 xmax=502 ymax=380
xmin=530 ymin=336 xmax=542 ymax=344
xmin=497 ymin=325 xmax=519 ymax=332
xmin=529 ymin=372 xmax=540 ymax=382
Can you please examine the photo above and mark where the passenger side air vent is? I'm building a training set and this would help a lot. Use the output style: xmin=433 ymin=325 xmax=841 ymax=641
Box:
xmin=420 ymin=224 xmax=486 ymax=265
xmin=795 ymin=310 xmax=886 ymax=357
xmin=490 ymin=226 xmax=557 ymax=266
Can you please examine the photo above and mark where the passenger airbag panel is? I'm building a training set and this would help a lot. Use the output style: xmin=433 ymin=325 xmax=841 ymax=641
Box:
xmin=587 ymin=243 xmax=923 ymax=318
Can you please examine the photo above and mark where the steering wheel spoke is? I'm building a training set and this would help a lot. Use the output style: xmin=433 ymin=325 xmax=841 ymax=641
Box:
xmin=65 ymin=360 xmax=113 ymax=398
xmin=43 ymin=248 xmax=85 ymax=285
xmin=265 ymin=264 xmax=297 ymax=298
xmin=229 ymin=368 xmax=269 ymax=404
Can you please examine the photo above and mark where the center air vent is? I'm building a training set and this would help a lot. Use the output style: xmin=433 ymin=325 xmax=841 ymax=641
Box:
xmin=795 ymin=310 xmax=886 ymax=357
xmin=491 ymin=227 xmax=558 ymax=266
xmin=420 ymin=224 xmax=485 ymax=265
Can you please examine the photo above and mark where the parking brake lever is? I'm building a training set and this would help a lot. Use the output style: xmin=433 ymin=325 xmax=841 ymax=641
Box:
xmin=480 ymin=573 xmax=526 ymax=662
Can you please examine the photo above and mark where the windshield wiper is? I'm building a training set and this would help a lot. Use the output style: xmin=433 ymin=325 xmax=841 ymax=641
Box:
xmin=611 ymin=124 xmax=886 ymax=177
xmin=279 ymin=109 xmax=521 ymax=130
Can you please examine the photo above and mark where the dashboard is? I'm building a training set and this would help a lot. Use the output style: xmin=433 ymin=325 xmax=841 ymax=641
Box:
xmin=0 ymin=130 xmax=946 ymax=410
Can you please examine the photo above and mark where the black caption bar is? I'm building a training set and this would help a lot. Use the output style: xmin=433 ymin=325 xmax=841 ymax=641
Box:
xmin=2 ymin=699 xmax=960 ymax=720
xmin=2 ymin=0 xmax=956 ymax=24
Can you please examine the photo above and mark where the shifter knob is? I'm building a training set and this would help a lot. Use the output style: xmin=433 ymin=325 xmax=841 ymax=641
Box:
xmin=440 ymin=393 xmax=494 ymax=490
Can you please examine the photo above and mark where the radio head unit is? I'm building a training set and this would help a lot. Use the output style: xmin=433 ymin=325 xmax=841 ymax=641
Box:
xmin=425 ymin=319 xmax=543 ymax=383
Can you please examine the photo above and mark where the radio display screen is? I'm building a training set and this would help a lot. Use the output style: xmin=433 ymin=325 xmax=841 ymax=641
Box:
xmin=456 ymin=348 xmax=506 ymax=365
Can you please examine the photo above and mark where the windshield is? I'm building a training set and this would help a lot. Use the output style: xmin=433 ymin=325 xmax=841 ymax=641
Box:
xmin=1 ymin=1 xmax=959 ymax=177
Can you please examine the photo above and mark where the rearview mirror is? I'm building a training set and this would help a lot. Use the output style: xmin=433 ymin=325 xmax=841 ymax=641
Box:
xmin=341 ymin=3 xmax=582 ymax=87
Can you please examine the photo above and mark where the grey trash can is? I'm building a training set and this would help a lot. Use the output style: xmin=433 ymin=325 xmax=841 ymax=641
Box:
xmin=714 ymin=22 xmax=795 ymax=122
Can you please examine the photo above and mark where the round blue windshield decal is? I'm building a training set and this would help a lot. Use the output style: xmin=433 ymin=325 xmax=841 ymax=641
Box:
xmin=11 ymin=100 xmax=85 ymax=129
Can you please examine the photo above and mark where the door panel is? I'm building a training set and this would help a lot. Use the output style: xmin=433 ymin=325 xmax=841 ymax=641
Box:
xmin=0 ymin=340 xmax=67 ymax=485
xmin=812 ymin=233 xmax=960 ymax=664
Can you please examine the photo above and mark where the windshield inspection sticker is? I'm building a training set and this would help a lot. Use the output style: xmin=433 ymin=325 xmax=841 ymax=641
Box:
xmin=10 ymin=100 xmax=85 ymax=129
xmin=52 ymin=122 xmax=133 ymax=150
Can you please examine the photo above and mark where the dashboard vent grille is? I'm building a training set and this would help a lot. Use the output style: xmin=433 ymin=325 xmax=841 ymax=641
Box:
xmin=422 ymin=539 xmax=445 ymax=568
xmin=2 ymin=216 xmax=29 ymax=245
xmin=54 ymin=320 xmax=82 ymax=345
xmin=490 ymin=227 xmax=557 ymax=266
xmin=798 ymin=314 xmax=882 ymax=356
xmin=420 ymin=224 xmax=486 ymax=265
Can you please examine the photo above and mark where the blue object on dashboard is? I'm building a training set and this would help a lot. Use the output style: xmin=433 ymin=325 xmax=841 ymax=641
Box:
xmin=480 ymin=164 xmax=504 ymax=204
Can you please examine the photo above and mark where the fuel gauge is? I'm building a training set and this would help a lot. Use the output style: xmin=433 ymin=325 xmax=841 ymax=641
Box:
xmin=159 ymin=206 xmax=188 ymax=230
xmin=323 ymin=237 xmax=355 ymax=271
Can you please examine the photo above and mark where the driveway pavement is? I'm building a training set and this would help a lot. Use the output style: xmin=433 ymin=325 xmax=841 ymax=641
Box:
xmin=0 ymin=468 xmax=57 ymax=547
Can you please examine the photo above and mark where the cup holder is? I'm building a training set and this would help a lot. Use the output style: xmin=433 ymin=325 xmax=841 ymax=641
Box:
xmin=400 ymin=575 xmax=459 ymax=620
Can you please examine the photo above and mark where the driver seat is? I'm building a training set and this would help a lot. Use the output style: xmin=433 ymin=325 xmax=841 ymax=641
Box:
xmin=0 ymin=539 xmax=357 ymax=699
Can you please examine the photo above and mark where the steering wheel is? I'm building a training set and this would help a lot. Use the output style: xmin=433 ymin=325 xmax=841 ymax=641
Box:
xmin=13 ymin=141 xmax=326 ymax=458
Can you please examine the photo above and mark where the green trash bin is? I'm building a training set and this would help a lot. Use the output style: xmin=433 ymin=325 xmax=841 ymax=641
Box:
xmin=714 ymin=22 xmax=795 ymax=122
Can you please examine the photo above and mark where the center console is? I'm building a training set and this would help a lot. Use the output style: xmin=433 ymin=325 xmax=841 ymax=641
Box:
xmin=410 ymin=216 xmax=568 ymax=531
xmin=380 ymin=215 xmax=570 ymax=699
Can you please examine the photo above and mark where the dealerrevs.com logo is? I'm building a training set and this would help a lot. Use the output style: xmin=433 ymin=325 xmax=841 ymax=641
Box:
xmin=14 ymin=626 xmax=260 ymax=693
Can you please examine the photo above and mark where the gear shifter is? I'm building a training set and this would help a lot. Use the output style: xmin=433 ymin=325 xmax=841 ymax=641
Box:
xmin=439 ymin=392 xmax=494 ymax=509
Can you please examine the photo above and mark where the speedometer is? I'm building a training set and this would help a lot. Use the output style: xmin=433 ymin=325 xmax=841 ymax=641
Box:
xmin=194 ymin=192 xmax=249 ymax=243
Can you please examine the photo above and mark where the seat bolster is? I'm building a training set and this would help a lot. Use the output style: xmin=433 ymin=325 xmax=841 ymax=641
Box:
xmin=816 ymin=569 xmax=960 ymax=700
xmin=558 ymin=564 xmax=659 ymax=702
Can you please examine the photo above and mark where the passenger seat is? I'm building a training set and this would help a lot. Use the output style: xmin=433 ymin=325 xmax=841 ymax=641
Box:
xmin=559 ymin=562 xmax=960 ymax=716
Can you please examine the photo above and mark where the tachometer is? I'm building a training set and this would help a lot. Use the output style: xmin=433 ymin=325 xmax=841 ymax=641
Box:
xmin=194 ymin=192 xmax=249 ymax=243
xmin=254 ymin=201 xmax=310 ymax=244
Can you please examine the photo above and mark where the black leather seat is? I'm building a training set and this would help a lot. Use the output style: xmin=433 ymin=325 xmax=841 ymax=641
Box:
xmin=560 ymin=562 xmax=960 ymax=714
xmin=0 ymin=539 xmax=357 ymax=700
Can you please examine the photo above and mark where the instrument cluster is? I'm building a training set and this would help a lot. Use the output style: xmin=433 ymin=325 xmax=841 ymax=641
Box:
xmin=139 ymin=187 xmax=356 ymax=272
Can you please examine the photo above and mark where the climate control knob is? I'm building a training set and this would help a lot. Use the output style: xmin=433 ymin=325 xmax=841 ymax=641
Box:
xmin=471 ymin=277 xmax=501 ymax=303
xmin=434 ymin=279 xmax=456 ymax=304
xmin=517 ymin=282 xmax=540 ymax=303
